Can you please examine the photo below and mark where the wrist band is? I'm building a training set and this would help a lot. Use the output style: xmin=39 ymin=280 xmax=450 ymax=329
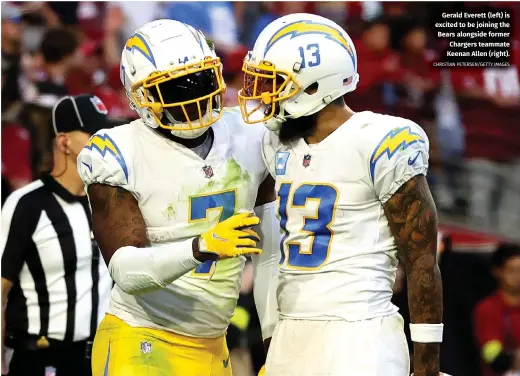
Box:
xmin=410 ymin=323 xmax=444 ymax=343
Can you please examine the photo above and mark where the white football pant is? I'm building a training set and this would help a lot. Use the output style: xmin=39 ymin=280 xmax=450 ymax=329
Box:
xmin=265 ymin=313 xmax=410 ymax=376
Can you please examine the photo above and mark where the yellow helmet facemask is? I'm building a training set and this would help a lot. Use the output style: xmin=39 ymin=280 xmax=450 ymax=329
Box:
xmin=238 ymin=60 xmax=302 ymax=124
xmin=130 ymin=57 xmax=226 ymax=132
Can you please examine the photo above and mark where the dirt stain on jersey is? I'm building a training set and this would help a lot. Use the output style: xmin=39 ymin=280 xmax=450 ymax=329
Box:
xmin=195 ymin=158 xmax=250 ymax=195
xmin=221 ymin=158 xmax=250 ymax=189
xmin=162 ymin=203 xmax=176 ymax=220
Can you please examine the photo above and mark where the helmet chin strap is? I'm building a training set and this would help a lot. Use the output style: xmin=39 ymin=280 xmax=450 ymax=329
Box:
xmin=137 ymin=103 xmax=211 ymax=139
xmin=264 ymin=90 xmax=341 ymax=132
xmin=164 ymin=107 xmax=213 ymax=139
xmin=268 ymin=75 xmax=359 ymax=130
xmin=170 ymin=127 xmax=209 ymax=139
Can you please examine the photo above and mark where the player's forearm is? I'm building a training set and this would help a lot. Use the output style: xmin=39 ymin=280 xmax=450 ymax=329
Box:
xmin=407 ymin=262 xmax=443 ymax=376
xmin=252 ymin=202 xmax=280 ymax=340
xmin=252 ymin=265 xmax=278 ymax=340
xmin=383 ymin=176 xmax=443 ymax=376
xmin=109 ymin=239 xmax=201 ymax=295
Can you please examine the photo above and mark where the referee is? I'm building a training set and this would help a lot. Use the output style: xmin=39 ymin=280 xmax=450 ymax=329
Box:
xmin=1 ymin=95 xmax=114 ymax=376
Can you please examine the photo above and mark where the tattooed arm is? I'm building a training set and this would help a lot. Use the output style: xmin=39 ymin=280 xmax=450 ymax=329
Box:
xmin=87 ymin=184 xmax=149 ymax=264
xmin=87 ymin=183 xmax=257 ymax=295
xmin=383 ymin=175 xmax=443 ymax=376
xmin=88 ymin=183 xmax=206 ymax=294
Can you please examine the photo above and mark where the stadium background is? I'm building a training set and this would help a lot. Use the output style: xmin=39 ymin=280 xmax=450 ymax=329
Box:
xmin=1 ymin=1 xmax=519 ymax=376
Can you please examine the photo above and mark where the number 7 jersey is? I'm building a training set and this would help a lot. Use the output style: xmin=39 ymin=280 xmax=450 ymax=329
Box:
xmin=262 ymin=111 xmax=430 ymax=321
xmin=77 ymin=109 xmax=268 ymax=337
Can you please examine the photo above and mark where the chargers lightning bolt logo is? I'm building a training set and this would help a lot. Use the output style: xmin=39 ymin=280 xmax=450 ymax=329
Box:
xmin=369 ymin=126 xmax=425 ymax=182
xmin=85 ymin=134 xmax=129 ymax=182
xmin=125 ymin=33 xmax=157 ymax=68
xmin=264 ymin=20 xmax=355 ymax=68
xmin=181 ymin=23 xmax=204 ymax=52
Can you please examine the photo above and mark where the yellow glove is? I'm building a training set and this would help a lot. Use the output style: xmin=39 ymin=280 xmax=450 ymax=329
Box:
xmin=199 ymin=212 xmax=262 ymax=259
xmin=258 ymin=365 xmax=265 ymax=376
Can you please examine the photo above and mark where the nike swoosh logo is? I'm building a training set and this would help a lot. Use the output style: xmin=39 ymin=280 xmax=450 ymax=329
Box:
xmin=408 ymin=151 xmax=421 ymax=166
xmin=82 ymin=161 xmax=93 ymax=172
xmin=212 ymin=233 xmax=227 ymax=242
xmin=223 ymin=357 xmax=230 ymax=368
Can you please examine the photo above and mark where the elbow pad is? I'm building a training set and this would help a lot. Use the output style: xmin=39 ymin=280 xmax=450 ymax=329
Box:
xmin=108 ymin=237 xmax=200 ymax=295
xmin=252 ymin=201 xmax=280 ymax=340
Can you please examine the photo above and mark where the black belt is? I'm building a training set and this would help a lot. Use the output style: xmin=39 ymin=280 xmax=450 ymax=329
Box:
xmin=5 ymin=334 xmax=93 ymax=359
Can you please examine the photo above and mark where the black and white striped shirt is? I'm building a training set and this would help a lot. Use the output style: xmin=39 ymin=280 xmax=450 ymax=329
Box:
xmin=1 ymin=174 xmax=111 ymax=342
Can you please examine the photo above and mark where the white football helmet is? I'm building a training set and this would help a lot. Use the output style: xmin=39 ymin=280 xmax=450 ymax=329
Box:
xmin=238 ymin=13 xmax=359 ymax=131
xmin=120 ymin=19 xmax=226 ymax=139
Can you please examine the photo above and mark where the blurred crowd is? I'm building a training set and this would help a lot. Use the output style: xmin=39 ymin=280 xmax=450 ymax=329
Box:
xmin=2 ymin=1 xmax=520 ymax=238
xmin=1 ymin=2 xmax=520 ymax=376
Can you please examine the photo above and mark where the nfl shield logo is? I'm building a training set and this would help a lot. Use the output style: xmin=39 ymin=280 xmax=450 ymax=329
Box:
xmin=302 ymin=154 xmax=312 ymax=168
xmin=140 ymin=341 xmax=152 ymax=354
xmin=202 ymin=165 xmax=214 ymax=178
xmin=90 ymin=96 xmax=108 ymax=114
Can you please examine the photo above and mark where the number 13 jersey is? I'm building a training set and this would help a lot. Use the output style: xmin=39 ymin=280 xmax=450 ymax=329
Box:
xmin=262 ymin=111 xmax=430 ymax=321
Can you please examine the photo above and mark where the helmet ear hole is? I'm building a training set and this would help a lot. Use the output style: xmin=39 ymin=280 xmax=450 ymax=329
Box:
xmin=304 ymin=82 xmax=319 ymax=95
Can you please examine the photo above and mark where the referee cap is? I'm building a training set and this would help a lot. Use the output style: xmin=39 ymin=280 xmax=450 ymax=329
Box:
xmin=51 ymin=94 xmax=114 ymax=136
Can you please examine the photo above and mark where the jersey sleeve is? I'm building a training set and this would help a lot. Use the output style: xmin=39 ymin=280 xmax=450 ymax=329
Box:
xmin=364 ymin=120 xmax=430 ymax=203
xmin=77 ymin=128 xmax=134 ymax=191
xmin=222 ymin=107 xmax=270 ymax=181
xmin=261 ymin=130 xmax=279 ymax=178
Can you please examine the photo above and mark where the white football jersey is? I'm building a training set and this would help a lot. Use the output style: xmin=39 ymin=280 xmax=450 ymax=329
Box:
xmin=262 ymin=111 xmax=429 ymax=321
xmin=77 ymin=108 xmax=268 ymax=337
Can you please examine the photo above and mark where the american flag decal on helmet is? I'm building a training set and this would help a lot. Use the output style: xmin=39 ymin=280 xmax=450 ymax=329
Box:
xmin=90 ymin=96 xmax=108 ymax=114
xmin=343 ymin=77 xmax=353 ymax=86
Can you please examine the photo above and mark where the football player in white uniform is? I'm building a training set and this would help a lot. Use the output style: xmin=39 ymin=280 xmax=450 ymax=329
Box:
xmin=77 ymin=20 xmax=279 ymax=376
xmin=238 ymin=13 xmax=448 ymax=376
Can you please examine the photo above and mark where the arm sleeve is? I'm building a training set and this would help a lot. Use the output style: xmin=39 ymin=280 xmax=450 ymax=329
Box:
xmin=0 ymin=192 xmax=39 ymax=283
xmin=109 ymin=239 xmax=201 ymax=295
xmin=366 ymin=121 xmax=430 ymax=203
xmin=77 ymin=130 xmax=133 ymax=191
xmin=251 ymin=201 xmax=280 ymax=340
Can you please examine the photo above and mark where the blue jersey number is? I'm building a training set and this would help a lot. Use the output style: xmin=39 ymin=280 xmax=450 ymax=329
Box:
xmin=189 ymin=189 xmax=236 ymax=276
xmin=298 ymin=43 xmax=321 ymax=68
xmin=278 ymin=182 xmax=338 ymax=270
